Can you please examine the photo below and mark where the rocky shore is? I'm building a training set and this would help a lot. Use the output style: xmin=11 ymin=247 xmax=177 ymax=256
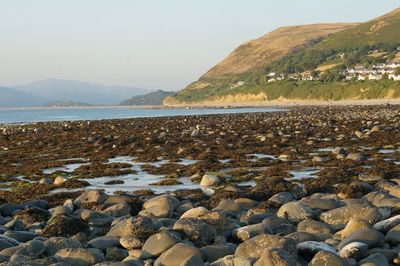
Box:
xmin=0 ymin=105 xmax=400 ymax=265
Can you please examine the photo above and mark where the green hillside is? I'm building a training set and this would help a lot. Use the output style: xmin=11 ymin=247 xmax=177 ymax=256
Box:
xmin=120 ymin=90 xmax=175 ymax=106
xmin=166 ymin=8 xmax=400 ymax=105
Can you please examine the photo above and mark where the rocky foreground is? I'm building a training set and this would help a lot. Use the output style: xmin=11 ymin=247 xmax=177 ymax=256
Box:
xmin=1 ymin=106 xmax=400 ymax=265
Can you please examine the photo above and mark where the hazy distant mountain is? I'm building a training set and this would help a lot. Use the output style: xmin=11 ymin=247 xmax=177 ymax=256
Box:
xmin=13 ymin=78 xmax=149 ymax=105
xmin=0 ymin=87 xmax=47 ymax=107
xmin=120 ymin=90 xmax=175 ymax=106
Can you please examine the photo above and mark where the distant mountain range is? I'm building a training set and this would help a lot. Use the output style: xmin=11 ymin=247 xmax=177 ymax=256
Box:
xmin=120 ymin=90 xmax=175 ymax=106
xmin=0 ymin=78 xmax=152 ymax=107
xmin=0 ymin=87 xmax=47 ymax=107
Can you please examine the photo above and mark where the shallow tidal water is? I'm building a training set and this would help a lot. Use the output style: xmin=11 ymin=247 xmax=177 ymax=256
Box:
xmin=0 ymin=107 xmax=282 ymax=123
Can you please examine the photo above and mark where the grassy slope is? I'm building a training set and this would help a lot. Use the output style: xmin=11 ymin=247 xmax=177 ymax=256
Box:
xmin=166 ymin=8 xmax=400 ymax=105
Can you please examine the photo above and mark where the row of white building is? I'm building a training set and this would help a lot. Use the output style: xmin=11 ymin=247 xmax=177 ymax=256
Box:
xmin=345 ymin=62 xmax=400 ymax=81
xmin=266 ymin=62 xmax=400 ymax=82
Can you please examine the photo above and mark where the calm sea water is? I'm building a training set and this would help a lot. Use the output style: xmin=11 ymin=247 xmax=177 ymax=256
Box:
xmin=0 ymin=107 xmax=281 ymax=124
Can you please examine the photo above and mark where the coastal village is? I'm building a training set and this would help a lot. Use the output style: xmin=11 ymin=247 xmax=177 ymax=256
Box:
xmin=266 ymin=62 xmax=400 ymax=83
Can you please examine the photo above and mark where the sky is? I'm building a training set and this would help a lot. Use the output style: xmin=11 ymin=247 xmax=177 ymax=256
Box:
xmin=0 ymin=0 xmax=399 ymax=91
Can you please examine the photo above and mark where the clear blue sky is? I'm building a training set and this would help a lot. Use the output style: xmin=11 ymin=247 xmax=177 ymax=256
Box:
xmin=0 ymin=0 xmax=398 ymax=90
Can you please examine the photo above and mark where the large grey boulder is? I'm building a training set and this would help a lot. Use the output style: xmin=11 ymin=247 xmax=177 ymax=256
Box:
xmin=88 ymin=236 xmax=120 ymax=251
xmin=232 ymin=223 xmax=271 ymax=242
xmin=234 ymin=234 xmax=296 ymax=260
xmin=107 ymin=216 xmax=153 ymax=239
xmin=309 ymin=251 xmax=350 ymax=266
xmin=141 ymin=231 xmax=180 ymax=259
xmin=201 ymin=243 xmax=236 ymax=263
xmin=254 ymin=249 xmax=301 ymax=266
xmin=44 ymin=237 xmax=83 ymax=256
xmin=154 ymin=243 xmax=203 ymax=266
xmin=139 ymin=195 xmax=178 ymax=218
xmin=173 ymin=218 xmax=216 ymax=246
xmin=338 ymin=228 xmax=385 ymax=250
xmin=74 ymin=190 xmax=108 ymax=208
xmin=277 ymin=202 xmax=315 ymax=223
xmin=55 ymin=248 xmax=105 ymax=265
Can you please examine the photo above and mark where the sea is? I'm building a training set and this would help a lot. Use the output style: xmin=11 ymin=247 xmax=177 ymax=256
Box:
xmin=0 ymin=107 xmax=281 ymax=124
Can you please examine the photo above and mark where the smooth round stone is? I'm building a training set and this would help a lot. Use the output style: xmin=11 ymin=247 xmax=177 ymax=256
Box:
xmin=296 ymin=241 xmax=337 ymax=261
xmin=338 ymin=228 xmax=384 ymax=250
xmin=44 ymin=237 xmax=83 ymax=256
xmin=340 ymin=218 xmax=370 ymax=240
xmin=262 ymin=215 xmax=295 ymax=235
xmin=373 ymin=214 xmax=400 ymax=233
xmin=310 ymin=251 xmax=350 ymax=266
xmin=3 ymin=231 xmax=36 ymax=243
xmin=232 ymin=223 xmax=271 ymax=242
xmin=234 ymin=234 xmax=296 ymax=260
xmin=88 ymin=236 xmax=120 ymax=251
xmin=105 ymin=247 xmax=129 ymax=261
xmin=358 ymin=253 xmax=389 ymax=266
xmin=141 ymin=231 xmax=179 ymax=259
xmin=386 ymin=224 xmax=400 ymax=244
xmin=339 ymin=242 xmax=368 ymax=260
xmin=74 ymin=190 xmax=108 ymax=208
xmin=140 ymin=195 xmax=178 ymax=218
xmin=213 ymin=199 xmax=246 ymax=216
xmin=201 ymin=243 xmax=236 ymax=263
xmin=180 ymin=254 xmax=204 ymax=266
xmin=15 ymin=240 xmax=46 ymax=257
xmin=107 ymin=216 xmax=153 ymax=238
xmin=154 ymin=243 xmax=202 ymax=266
xmin=297 ymin=219 xmax=332 ymax=241
xmin=286 ymin=232 xmax=318 ymax=243
xmin=120 ymin=237 xmax=143 ymax=250
xmin=173 ymin=218 xmax=216 ymax=246
xmin=268 ymin=192 xmax=294 ymax=205
xmin=200 ymin=174 xmax=220 ymax=186
xmin=180 ymin=207 xmax=208 ymax=219
xmin=0 ymin=204 xmax=24 ymax=217
xmin=254 ymin=249 xmax=300 ymax=266
xmin=277 ymin=202 xmax=315 ymax=223
xmin=55 ymin=248 xmax=105 ymax=266
xmin=101 ymin=203 xmax=131 ymax=217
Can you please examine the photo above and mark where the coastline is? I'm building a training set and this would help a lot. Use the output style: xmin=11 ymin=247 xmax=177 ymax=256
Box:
xmin=2 ymin=98 xmax=400 ymax=111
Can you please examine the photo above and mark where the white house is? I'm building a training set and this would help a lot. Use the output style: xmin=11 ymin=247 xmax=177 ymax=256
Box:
xmin=389 ymin=74 xmax=400 ymax=81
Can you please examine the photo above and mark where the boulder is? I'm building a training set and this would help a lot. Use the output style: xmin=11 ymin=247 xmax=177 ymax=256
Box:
xmin=88 ymin=236 xmax=120 ymax=251
xmin=201 ymin=243 xmax=236 ymax=263
xmin=42 ymin=214 xmax=89 ymax=237
xmin=44 ymin=237 xmax=83 ymax=256
xmin=139 ymin=195 xmax=178 ymax=218
xmin=173 ymin=218 xmax=216 ymax=246
xmin=74 ymin=190 xmax=108 ymax=208
xmin=338 ymin=228 xmax=384 ymax=250
xmin=309 ymin=251 xmax=350 ymax=266
xmin=107 ymin=216 xmax=153 ymax=239
xmin=55 ymin=248 xmax=105 ymax=266
xmin=254 ymin=249 xmax=301 ymax=266
xmin=141 ymin=231 xmax=180 ymax=259
xmin=277 ymin=202 xmax=315 ymax=223
xmin=154 ymin=243 xmax=202 ymax=266
xmin=296 ymin=241 xmax=337 ymax=261
xmin=339 ymin=242 xmax=368 ymax=260
xmin=232 ymin=223 xmax=271 ymax=242
xmin=200 ymin=174 xmax=220 ymax=186
xmin=180 ymin=207 xmax=208 ymax=219
xmin=234 ymin=234 xmax=296 ymax=259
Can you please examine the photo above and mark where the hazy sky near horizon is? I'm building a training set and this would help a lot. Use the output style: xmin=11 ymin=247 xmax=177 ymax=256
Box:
xmin=0 ymin=0 xmax=399 ymax=91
